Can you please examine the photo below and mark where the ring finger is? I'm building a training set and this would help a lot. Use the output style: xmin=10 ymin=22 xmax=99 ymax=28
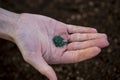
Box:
xmin=69 ymin=33 xmax=107 ymax=42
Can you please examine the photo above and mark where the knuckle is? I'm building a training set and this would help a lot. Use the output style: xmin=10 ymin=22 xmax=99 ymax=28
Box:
xmin=70 ymin=33 xmax=81 ymax=41
xmin=91 ymin=28 xmax=97 ymax=32
xmin=102 ymin=34 xmax=107 ymax=38
xmin=91 ymin=47 xmax=101 ymax=53
xmin=70 ymin=34 xmax=74 ymax=41
xmin=70 ymin=34 xmax=76 ymax=41
xmin=75 ymin=50 xmax=84 ymax=62
xmin=68 ymin=25 xmax=74 ymax=32
xmin=86 ymin=34 xmax=90 ymax=39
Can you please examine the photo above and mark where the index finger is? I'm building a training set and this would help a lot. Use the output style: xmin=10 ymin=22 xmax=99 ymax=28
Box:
xmin=67 ymin=24 xmax=97 ymax=33
xmin=60 ymin=47 xmax=101 ymax=63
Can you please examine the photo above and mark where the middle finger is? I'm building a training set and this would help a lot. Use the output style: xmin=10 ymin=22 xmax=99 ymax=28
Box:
xmin=67 ymin=38 xmax=109 ymax=50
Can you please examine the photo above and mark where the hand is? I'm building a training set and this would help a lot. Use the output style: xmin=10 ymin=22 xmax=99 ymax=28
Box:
xmin=13 ymin=13 xmax=109 ymax=80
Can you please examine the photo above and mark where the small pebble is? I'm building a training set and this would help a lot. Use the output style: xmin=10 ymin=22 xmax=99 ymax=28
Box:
xmin=53 ymin=35 xmax=67 ymax=47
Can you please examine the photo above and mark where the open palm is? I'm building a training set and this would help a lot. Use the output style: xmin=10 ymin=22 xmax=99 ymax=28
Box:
xmin=14 ymin=13 xmax=109 ymax=80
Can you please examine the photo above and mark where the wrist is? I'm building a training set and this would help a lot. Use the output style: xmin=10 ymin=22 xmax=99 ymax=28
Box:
xmin=0 ymin=8 xmax=20 ymax=42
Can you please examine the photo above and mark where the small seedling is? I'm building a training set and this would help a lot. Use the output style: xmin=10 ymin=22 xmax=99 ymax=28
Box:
xmin=53 ymin=35 xmax=67 ymax=47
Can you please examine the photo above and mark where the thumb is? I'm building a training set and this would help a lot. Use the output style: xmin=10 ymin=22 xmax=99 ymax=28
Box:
xmin=15 ymin=36 xmax=57 ymax=80
xmin=28 ymin=55 xmax=57 ymax=80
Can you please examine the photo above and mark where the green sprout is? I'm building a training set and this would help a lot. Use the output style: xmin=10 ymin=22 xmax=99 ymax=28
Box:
xmin=53 ymin=35 xmax=67 ymax=47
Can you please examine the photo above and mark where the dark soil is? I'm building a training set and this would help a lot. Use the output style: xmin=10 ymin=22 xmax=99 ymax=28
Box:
xmin=0 ymin=0 xmax=120 ymax=80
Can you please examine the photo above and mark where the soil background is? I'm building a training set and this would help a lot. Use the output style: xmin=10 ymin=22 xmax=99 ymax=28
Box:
xmin=0 ymin=0 xmax=120 ymax=80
